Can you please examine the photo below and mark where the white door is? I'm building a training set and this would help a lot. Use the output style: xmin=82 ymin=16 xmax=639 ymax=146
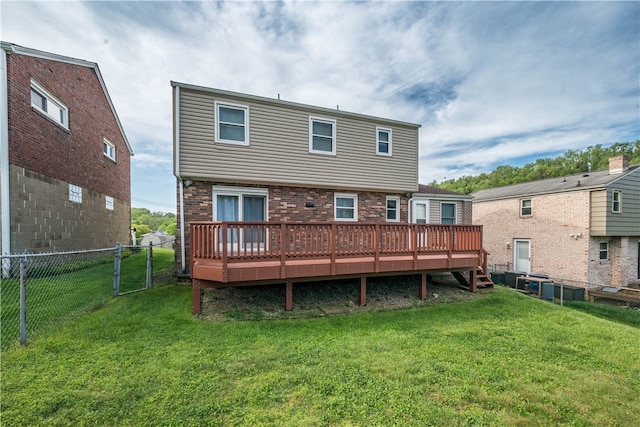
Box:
xmin=514 ymin=239 xmax=531 ymax=274
xmin=412 ymin=200 xmax=429 ymax=224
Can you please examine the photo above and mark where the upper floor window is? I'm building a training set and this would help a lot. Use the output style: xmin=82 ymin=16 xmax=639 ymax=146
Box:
xmin=612 ymin=190 xmax=622 ymax=213
xmin=103 ymin=138 xmax=116 ymax=161
xmin=105 ymin=196 xmax=114 ymax=210
xmin=376 ymin=127 xmax=392 ymax=156
xmin=30 ymin=79 xmax=68 ymax=129
xmin=441 ymin=202 xmax=456 ymax=224
xmin=69 ymin=183 xmax=82 ymax=203
xmin=386 ymin=196 xmax=400 ymax=222
xmin=215 ymin=102 xmax=248 ymax=145
xmin=520 ymin=199 xmax=532 ymax=216
xmin=335 ymin=193 xmax=357 ymax=221
xmin=309 ymin=117 xmax=336 ymax=155
xmin=599 ymin=241 xmax=609 ymax=260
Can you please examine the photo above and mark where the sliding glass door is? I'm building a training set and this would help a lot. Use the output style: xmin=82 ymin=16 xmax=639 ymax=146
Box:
xmin=214 ymin=187 xmax=267 ymax=249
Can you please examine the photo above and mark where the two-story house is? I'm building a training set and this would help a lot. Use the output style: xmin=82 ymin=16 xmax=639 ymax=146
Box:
xmin=472 ymin=156 xmax=640 ymax=288
xmin=1 ymin=42 xmax=133 ymax=255
xmin=172 ymin=82 xmax=489 ymax=312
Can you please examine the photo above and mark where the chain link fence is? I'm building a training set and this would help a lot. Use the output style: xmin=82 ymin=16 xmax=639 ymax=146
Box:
xmin=1 ymin=243 xmax=173 ymax=349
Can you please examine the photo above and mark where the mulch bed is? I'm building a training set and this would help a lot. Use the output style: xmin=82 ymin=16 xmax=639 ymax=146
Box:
xmin=199 ymin=273 xmax=488 ymax=321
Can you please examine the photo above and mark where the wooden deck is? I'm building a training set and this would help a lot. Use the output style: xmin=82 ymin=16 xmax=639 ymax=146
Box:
xmin=190 ymin=222 xmax=489 ymax=313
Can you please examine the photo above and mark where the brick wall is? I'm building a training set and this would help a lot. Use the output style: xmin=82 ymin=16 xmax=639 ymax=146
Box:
xmin=175 ymin=180 xmax=409 ymax=273
xmin=473 ymin=191 xmax=591 ymax=282
xmin=5 ymin=50 xmax=131 ymax=252
xmin=6 ymin=51 xmax=130 ymax=202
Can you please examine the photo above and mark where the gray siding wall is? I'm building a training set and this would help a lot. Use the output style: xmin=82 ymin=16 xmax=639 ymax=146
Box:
xmin=605 ymin=169 xmax=640 ymax=236
xmin=175 ymin=86 xmax=419 ymax=193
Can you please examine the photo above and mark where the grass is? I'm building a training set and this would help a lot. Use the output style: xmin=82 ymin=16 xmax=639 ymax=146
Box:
xmin=1 ymin=285 xmax=639 ymax=426
xmin=0 ymin=248 xmax=175 ymax=350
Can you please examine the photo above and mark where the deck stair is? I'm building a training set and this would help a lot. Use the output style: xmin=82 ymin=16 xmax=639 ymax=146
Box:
xmin=452 ymin=267 xmax=494 ymax=291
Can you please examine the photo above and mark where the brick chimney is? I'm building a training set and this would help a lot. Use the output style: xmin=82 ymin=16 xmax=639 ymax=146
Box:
xmin=609 ymin=155 xmax=630 ymax=174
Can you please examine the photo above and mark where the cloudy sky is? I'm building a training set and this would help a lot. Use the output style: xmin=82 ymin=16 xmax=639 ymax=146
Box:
xmin=3 ymin=1 xmax=639 ymax=212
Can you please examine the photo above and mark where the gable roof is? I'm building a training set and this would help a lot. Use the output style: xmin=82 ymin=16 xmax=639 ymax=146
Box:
xmin=1 ymin=41 xmax=133 ymax=155
xmin=471 ymin=164 xmax=640 ymax=202
xmin=415 ymin=184 xmax=472 ymax=199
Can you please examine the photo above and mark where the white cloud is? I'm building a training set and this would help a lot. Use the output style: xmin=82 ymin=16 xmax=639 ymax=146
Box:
xmin=2 ymin=1 xmax=638 ymax=210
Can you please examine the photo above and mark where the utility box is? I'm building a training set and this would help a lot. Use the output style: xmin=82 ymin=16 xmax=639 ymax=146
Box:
xmin=554 ymin=284 xmax=585 ymax=301
xmin=505 ymin=271 xmax=526 ymax=288
xmin=528 ymin=273 xmax=549 ymax=294
xmin=490 ymin=272 xmax=506 ymax=285
xmin=541 ymin=282 xmax=555 ymax=302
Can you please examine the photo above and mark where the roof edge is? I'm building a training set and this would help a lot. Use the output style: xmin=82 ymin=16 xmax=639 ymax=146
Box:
xmin=2 ymin=41 xmax=134 ymax=156
xmin=171 ymin=80 xmax=422 ymax=129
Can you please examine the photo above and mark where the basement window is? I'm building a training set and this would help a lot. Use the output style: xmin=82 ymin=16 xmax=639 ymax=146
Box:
xmin=599 ymin=241 xmax=609 ymax=260
xmin=69 ymin=183 xmax=82 ymax=203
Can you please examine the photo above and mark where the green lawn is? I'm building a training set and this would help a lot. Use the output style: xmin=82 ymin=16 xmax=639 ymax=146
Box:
xmin=2 ymin=285 xmax=639 ymax=426
xmin=1 ymin=248 xmax=175 ymax=350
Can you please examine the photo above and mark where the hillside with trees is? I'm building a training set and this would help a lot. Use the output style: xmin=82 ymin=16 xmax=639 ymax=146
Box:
xmin=131 ymin=208 xmax=176 ymax=239
xmin=431 ymin=141 xmax=640 ymax=194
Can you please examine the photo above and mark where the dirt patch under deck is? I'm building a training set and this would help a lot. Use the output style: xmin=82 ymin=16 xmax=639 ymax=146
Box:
xmin=199 ymin=273 xmax=488 ymax=321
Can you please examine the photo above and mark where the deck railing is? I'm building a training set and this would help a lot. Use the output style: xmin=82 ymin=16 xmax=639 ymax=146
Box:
xmin=191 ymin=222 xmax=484 ymax=263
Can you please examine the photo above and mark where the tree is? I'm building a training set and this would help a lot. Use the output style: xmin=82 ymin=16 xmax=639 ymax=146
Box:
xmin=434 ymin=140 xmax=639 ymax=194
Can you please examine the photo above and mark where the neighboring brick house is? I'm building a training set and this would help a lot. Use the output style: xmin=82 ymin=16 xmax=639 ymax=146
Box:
xmin=0 ymin=42 xmax=133 ymax=254
xmin=472 ymin=156 xmax=640 ymax=288
xmin=172 ymin=82 xmax=428 ymax=273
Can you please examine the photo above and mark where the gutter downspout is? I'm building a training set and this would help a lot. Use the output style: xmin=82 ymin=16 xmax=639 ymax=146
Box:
xmin=1 ymin=48 xmax=11 ymax=270
xmin=174 ymin=85 xmax=187 ymax=273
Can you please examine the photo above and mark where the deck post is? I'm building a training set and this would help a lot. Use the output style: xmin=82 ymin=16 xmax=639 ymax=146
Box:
xmin=374 ymin=224 xmax=379 ymax=273
xmin=280 ymin=223 xmax=286 ymax=278
xmin=192 ymin=280 xmax=202 ymax=315
xmin=359 ymin=275 xmax=367 ymax=306
xmin=285 ymin=280 xmax=293 ymax=311
xmin=469 ymin=269 xmax=477 ymax=292
xmin=419 ymin=272 xmax=427 ymax=300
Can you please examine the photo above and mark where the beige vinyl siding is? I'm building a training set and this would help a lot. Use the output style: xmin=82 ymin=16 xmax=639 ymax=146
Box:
xmin=428 ymin=200 xmax=463 ymax=224
xmin=604 ymin=171 xmax=640 ymax=236
xmin=590 ymin=190 xmax=607 ymax=235
xmin=176 ymin=86 xmax=418 ymax=192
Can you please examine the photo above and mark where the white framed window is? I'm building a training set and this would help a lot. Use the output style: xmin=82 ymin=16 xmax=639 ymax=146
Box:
xmin=612 ymin=190 xmax=622 ymax=213
xmin=69 ymin=183 xmax=82 ymax=203
xmin=105 ymin=196 xmax=114 ymax=210
xmin=520 ymin=199 xmax=532 ymax=216
xmin=376 ymin=127 xmax=392 ymax=156
xmin=309 ymin=117 xmax=336 ymax=155
xmin=103 ymin=138 xmax=116 ymax=161
xmin=386 ymin=196 xmax=400 ymax=222
xmin=441 ymin=202 xmax=456 ymax=224
xmin=215 ymin=101 xmax=249 ymax=145
xmin=599 ymin=241 xmax=609 ymax=260
xmin=334 ymin=193 xmax=357 ymax=221
xmin=30 ymin=79 xmax=68 ymax=129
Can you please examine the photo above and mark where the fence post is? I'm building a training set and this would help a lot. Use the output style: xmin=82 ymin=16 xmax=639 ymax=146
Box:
xmin=146 ymin=242 xmax=153 ymax=289
xmin=19 ymin=255 xmax=27 ymax=346
xmin=113 ymin=243 xmax=121 ymax=297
